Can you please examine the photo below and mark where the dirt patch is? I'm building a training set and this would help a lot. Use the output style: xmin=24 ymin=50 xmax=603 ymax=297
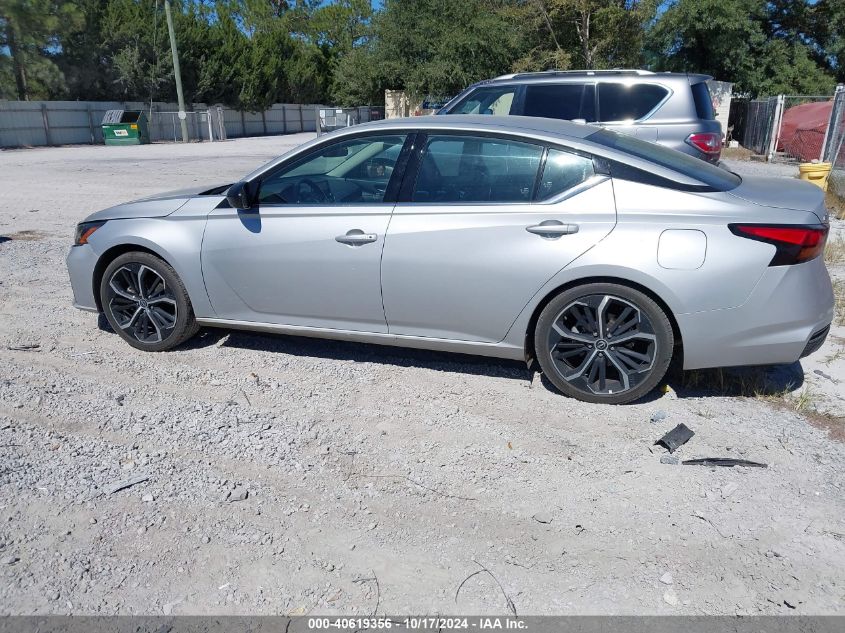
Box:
xmin=721 ymin=146 xmax=754 ymax=161
xmin=826 ymin=190 xmax=845 ymax=220
xmin=1 ymin=229 xmax=49 ymax=241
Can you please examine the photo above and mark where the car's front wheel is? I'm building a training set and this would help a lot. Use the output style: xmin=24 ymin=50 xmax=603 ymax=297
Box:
xmin=99 ymin=251 xmax=199 ymax=351
xmin=534 ymin=283 xmax=674 ymax=404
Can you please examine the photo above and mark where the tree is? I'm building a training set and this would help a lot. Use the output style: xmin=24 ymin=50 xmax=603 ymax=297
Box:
xmin=100 ymin=0 xmax=174 ymax=101
xmin=647 ymin=0 xmax=835 ymax=97
xmin=814 ymin=0 xmax=845 ymax=83
xmin=0 ymin=0 xmax=82 ymax=100
xmin=339 ymin=0 xmax=525 ymax=104
xmin=56 ymin=0 xmax=117 ymax=100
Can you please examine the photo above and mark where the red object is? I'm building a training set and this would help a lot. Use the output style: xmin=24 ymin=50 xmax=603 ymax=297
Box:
xmin=778 ymin=101 xmax=832 ymax=161
xmin=685 ymin=132 xmax=722 ymax=156
xmin=729 ymin=224 xmax=828 ymax=266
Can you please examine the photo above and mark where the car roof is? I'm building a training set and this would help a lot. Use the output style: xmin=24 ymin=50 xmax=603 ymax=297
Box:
xmin=351 ymin=114 xmax=597 ymax=140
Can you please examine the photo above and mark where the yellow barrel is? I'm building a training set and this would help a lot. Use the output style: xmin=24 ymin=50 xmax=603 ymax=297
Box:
xmin=798 ymin=162 xmax=832 ymax=191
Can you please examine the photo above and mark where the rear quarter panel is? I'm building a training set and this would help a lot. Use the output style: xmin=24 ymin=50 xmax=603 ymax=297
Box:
xmin=501 ymin=179 xmax=821 ymax=351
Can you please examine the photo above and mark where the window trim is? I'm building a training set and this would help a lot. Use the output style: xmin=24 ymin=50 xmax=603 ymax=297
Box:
xmin=254 ymin=131 xmax=417 ymax=207
xmin=596 ymin=82 xmax=673 ymax=124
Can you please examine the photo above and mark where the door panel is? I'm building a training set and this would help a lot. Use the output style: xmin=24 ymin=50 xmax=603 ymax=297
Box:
xmin=201 ymin=133 xmax=411 ymax=333
xmin=381 ymin=180 xmax=617 ymax=342
xmin=202 ymin=206 xmax=391 ymax=331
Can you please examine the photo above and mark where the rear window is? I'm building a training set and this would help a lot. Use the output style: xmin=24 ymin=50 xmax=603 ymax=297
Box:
xmin=598 ymin=83 xmax=668 ymax=122
xmin=586 ymin=128 xmax=741 ymax=191
xmin=692 ymin=82 xmax=715 ymax=120
xmin=447 ymin=86 xmax=516 ymax=116
xmin=523 ymin=84 xmax=596 ymax=122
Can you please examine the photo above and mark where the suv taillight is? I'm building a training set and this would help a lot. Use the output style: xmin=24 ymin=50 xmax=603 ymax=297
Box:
xmin=686 ymin=132 xmax=721 ymax=156
xmin=728 ymin=224 xmax=828 ymax=266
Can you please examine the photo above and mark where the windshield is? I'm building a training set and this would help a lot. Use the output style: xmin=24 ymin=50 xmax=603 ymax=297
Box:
xmin=586 ymin=128 xmax=740 ymax=191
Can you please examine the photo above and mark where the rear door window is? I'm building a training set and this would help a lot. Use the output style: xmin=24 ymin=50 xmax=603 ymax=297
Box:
xmin=597 ymin=83 xmax=669 ymax=122
xmin=412 ymin=135 xmax=543 ymax=203
xmin=448 ymin=86 xmax=517 ymax=116
xmin=523 ymin=83 xmax=596 ymax=122
xmin=536 ymin=149 xmax=596 ymax=200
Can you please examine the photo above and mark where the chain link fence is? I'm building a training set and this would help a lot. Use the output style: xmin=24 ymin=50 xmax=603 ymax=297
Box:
xmin=732 ymin=93 xmax=838 ymax=163
xmin=733 ymin=98 xmax=778 ymax=155
xmin=822 ymin=87 xmax=845 ymax=197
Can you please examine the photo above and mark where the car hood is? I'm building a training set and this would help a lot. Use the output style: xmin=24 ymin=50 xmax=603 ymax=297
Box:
xmin=726 ymin=176 xmax=827 ymax=222
xmin=84 ymin=183 xmax=230 ymax=222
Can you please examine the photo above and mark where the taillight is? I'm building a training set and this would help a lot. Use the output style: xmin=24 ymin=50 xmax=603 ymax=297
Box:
xmin=686 ymin=132 xmax=721 ymax=155
xmin=728 ymin=224 xmax=828 ymax=266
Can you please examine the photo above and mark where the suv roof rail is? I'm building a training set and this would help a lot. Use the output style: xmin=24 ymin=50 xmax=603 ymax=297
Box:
xmin=496 ymin=69 xmax=656 ymax=80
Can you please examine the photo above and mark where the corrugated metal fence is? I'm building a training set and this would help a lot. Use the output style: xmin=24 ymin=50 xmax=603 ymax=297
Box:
xmin=0 ymin=101 xmax=375 ymax=148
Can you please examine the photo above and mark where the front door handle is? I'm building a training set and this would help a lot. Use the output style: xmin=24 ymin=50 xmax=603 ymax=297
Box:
xmin=336 ymin=229 xmax=378 ymax=246
xmin=526 ymin=221 xmax=579 ymax=237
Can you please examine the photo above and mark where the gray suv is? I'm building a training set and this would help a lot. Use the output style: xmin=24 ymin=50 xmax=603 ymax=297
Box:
xmin=439 ymin=70 xmax=723 ymax=162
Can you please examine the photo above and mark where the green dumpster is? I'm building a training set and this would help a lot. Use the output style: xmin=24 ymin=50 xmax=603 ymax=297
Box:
xmin=102 ymin=110 xmax=150 ymax=145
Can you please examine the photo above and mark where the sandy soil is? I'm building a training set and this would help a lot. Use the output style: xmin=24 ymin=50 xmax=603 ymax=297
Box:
xmin=1 ymin=138 xmax=844 ymax=616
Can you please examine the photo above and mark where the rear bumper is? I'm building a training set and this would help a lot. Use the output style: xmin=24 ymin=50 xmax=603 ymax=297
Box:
xmin=678 ymin=256 xmax=834 ymax=369
xmin=66 ymin=244 xmax=100 ymax=312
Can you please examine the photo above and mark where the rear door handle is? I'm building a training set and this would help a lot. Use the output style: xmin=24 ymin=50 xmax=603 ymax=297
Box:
xmin=526 ymin=222 xmax=579 ymax=237
xmin=336 ymin=230 xmax=378 ymax=245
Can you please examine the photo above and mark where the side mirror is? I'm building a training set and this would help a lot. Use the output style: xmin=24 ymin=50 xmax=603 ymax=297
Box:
xmin=226 ymin=181 xmax=255 ymax=211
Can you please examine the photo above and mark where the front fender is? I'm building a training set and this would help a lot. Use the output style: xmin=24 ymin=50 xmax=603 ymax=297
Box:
xmin=83 ymin=202 xmax=215 ymax=318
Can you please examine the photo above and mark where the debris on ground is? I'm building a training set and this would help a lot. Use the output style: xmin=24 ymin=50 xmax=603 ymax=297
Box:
xmin=7 ymin=342 xmax=40 ymax=351
xmin=226 ymin=487 xmax=248 ymax=502
xmin=682 ymin=458 xmax=767 ymax=468
xmin=105 ymin=475 xmax=150 ymax=495
xmin=655 ymin=423 xmax=695 ymax=453
xmin=650 ymin=410 xmax=668 ymax=423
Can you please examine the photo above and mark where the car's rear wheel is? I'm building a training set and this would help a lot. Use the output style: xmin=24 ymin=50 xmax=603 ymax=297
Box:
xmin=534 ymin=283 xmax=674 ymax=404
xmin=99 ymin=251 xmax=199 ymax=351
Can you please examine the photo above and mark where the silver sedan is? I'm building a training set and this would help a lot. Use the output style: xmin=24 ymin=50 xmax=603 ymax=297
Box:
xmin=66 ymin=116 xmax=834 ymax=404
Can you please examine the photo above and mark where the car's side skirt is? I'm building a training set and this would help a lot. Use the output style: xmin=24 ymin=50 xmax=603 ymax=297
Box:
xmin=195 ymin=318 xmax=526 ymax=361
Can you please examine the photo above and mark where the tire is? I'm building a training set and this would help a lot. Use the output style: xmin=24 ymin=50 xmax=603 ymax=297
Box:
xmin=534 ymin=283 xmax=674 ymax=404
xmin=99 ymin=251 xmax=200 ymax=352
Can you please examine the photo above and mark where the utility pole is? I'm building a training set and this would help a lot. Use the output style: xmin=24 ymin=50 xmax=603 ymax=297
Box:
xmin=163 ymin=0 xmax=189 ymax=143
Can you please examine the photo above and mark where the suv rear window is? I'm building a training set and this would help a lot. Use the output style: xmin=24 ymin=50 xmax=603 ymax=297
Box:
xmin=523 ymin=84 xmax=596 ymax=122
xmin=597 ymin=83 xmax=668 ymax=122
xmin=691 ymin=82 xmax=715 ymax=120
xmin=586 ymin=128 xmax=740 ymax=191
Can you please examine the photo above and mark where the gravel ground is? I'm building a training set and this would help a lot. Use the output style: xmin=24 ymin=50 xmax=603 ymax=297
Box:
xmin=1 ymin=138 xmax=844 ymax=616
